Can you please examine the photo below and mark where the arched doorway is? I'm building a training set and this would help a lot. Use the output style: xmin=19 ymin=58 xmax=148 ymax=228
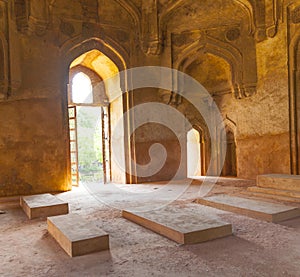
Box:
xmin=187 ymin=128 xmax=202 ymax=178
xmin=68 ymin=70 xmax=107 ymax=185
xmin=66 ymin=47 xmax=127 ymax=186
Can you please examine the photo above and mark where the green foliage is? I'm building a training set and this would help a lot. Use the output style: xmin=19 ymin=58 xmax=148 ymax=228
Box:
xmin=77 ymin=107 xmax=103 ymax=176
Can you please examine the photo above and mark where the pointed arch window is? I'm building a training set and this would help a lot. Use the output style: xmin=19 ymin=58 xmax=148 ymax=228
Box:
xmin=71 ymin=72 xmax=93 ymax=104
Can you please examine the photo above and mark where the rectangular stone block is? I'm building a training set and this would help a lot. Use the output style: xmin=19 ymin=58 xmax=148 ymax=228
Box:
xmin=197 ymin=195 xmax=300 ymax=222
xmin=257 ymin=174 xmax=300 ymax=192
xmin=242 ymin=190 xmax=300 ymax=203
xmin=47 ymin=214 xmax=109 ymax=257
xmin=20 ymin=193 xmax=69 ymax=219
xmin=248 ymin=186 xmax=300 ymax=199
xmin=122 ymin=206 xmax=232 ymax=244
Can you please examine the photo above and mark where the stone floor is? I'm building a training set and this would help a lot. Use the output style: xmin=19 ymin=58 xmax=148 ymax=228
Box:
xmin=1 ymin=177 xmax=300 ymax=276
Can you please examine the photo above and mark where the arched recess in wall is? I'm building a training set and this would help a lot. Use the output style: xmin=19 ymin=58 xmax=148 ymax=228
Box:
xmin=175 ymin=43 xmax=234 ymax=177
xmin=184 ymin=53 xmax=233 ymax=176
xmin=60 ymin=36 xmax=131 ymax=185
xmin=164 ymin=0 xmax=258 ymax=100
xmin=174 ymin=37 xmax=243 ymax=99
xmin=182 ymin=53 xmax=233 ymax=97
xmin=161 ymin=0 xmax=279 ymax=41
xmin=159 ymin=0 xmax=254 ymax=37
xmin=0 ymin=33 xmax=8 ymax=99
xmin=221 ymin=119 xmax=237 ymax=177
xmin=114 ymin=0 xmax=141 ymax=33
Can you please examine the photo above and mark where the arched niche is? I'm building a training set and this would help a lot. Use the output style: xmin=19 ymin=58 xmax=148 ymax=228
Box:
xmin=160 ymin=0 xmax=277 ymax=41
xmin=0 ymin=33 xmax=8 ymax=99
xmin=209 ymin=116 xmax=237 ymax=177
xmin=184 ymin=53 xmax=232 ymax=96
xmin=162 ymin=0 xmax=250 ymax=34
xmin=172 ymin=33 xmax=257 ymax=100
xmin=221 ymin=128 xmax=237 ymax=177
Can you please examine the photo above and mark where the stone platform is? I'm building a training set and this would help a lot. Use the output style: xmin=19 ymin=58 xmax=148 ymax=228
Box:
xmin=247 ymin=186 xmax=300 ymax=199
xmin=241 ymin=190 xmax=300 ymax=203
xmin=48 ymin=214 xmax=109 ymax=257
xmin=20 ymin=193 xmax=69 ymax=219
xmin=246 ymin=174 xmax=300 ymax=202
xmin=257 ymin=174 xmax=300 ymax=191
xmin=197 ymin=195 xmax=300 ymax=222
xmin=122 ymin=205 xmax=232 ymax=244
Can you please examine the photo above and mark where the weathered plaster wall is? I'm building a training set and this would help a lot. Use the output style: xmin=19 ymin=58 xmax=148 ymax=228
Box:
xmin=213 ymin=25 xmax=290 ymax=179
xmin=130 ymin=88 xmax=187 ymax=183
xmin=0 ymin=98 xmax=69 ymax=196
xmin=0 ymin=33 xmax=70 ymax=196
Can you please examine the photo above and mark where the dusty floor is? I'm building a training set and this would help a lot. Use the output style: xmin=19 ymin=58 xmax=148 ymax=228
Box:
xmin=1 ymin=178 xmax=300 ymax=277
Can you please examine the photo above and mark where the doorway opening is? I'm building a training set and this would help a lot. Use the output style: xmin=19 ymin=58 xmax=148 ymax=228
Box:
xmin=187 ymin=128 xmax=203 ymax=178
xmin=68 ymin=71 xmax=109 ymax=186
xmin=67 ymin=48 xmax=125 ymax=186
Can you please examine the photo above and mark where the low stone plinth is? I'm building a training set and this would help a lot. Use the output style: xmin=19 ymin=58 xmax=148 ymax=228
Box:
xmin=47 ymin=214 xmax=109 ymax=257
xmin=197 ymin=194 xmax=300 ymax=222
xmin=20 ymin=193 xmax=69 ymax=219
xmin=257 ymin=174 xmax=300 ymax=192
xmin=248 ymin=186 xmax=300 ymax=199
xmin=122 ymin=206 xmax=232 ymax=244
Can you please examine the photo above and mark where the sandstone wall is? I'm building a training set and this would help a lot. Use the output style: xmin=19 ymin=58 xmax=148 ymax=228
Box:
xmin=0 ymin=34 xmax=70 ymax=196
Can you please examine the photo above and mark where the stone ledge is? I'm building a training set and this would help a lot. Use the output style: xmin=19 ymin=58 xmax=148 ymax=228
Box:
xmin=248 ymin=186 xmax=300 ymax=199
xmin=257 ymin=174 xmax=300 ymax=192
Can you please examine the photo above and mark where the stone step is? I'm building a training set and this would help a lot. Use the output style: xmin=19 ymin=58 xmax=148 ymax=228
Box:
xmin=20 ymin=194 xmax=69 ymax=219
xmin=248 ymin=186 xmax=300 ymax=199
xmin=257 ymin=174 xmax=300 ymax=192
xmin=47 ymin=214 xmax=109 ymax=257
xmin=0 ymin=196 xmax=20 ymax=203
xmin=240 ymin=190 xmax=300 ymax=203
xmin=122 ymin=205 xmax=232 ymax=245
xmin=0 ymin=196 xmax=20 ymax=210
xmin=197 ymin=194 xmax=300 ymax=222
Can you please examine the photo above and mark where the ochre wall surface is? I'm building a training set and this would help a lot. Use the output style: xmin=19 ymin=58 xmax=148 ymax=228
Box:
xmin=0 ymin=0 xmax=299 ymax=196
